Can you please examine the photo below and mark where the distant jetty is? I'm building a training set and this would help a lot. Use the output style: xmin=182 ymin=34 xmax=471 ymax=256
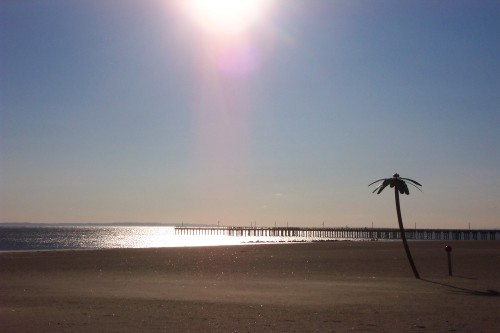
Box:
xmin=175 ymin=226 xmax=499 ymax=241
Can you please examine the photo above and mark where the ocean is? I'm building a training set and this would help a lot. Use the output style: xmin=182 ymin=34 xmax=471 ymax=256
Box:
xmin=0 ymin=225 xmax=315 ymax=251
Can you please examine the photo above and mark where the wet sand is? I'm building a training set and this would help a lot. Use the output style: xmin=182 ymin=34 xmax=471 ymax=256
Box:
xmin=1 ymin=241 xmax=499 ymax=332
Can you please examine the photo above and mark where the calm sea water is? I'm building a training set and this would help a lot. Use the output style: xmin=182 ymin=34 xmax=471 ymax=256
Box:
xmin=0 ymin=226 xmax=317 ymax=251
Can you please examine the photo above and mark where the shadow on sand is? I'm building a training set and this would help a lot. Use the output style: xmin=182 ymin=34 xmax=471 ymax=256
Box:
xmin=421 ymin=278 xmax=500 ymax=297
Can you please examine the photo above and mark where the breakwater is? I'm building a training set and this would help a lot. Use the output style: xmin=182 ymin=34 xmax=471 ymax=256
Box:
xmin=175 ymin=226 xmax=499 ymax=241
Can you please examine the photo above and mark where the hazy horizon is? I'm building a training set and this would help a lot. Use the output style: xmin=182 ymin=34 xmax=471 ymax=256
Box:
xmin=1 ymin=1 xmax=499 ymax=229
xmin=1 ymin=221 xmax=498 ymax=231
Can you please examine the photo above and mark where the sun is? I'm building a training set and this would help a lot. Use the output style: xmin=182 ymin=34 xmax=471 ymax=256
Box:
xmin=183 ymin=0 xmax=272 ymax=36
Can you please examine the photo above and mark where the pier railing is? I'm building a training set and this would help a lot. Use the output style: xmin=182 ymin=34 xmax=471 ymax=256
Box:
xmin=174 ymin=226 xmax=499 ymax=241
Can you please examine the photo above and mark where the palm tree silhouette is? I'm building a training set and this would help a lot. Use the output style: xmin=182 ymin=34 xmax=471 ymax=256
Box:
xmin=369 ymin=173 xmax=422 ymax=279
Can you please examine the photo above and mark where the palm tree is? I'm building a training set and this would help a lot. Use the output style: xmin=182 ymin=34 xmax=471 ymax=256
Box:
xmin=369 ymin=173 xmax=422 ymax=279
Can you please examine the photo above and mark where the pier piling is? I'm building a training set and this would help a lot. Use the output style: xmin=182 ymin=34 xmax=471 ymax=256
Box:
xmin=174 ymin=226 xmax=499 ymax=241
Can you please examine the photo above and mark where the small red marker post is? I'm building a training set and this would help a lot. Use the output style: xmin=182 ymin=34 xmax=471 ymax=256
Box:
xmin=445 ymin=245 xmax=452 ymax=276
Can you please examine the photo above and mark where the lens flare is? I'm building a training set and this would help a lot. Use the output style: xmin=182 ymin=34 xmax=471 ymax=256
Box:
xmin=183 ymin=0 xmax=272 ymax=36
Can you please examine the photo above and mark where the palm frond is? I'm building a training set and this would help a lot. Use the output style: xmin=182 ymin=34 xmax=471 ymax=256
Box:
xmin=377 ymin=185 xmax=390 ymax=194
xmin=406 ymin=181 xmax=423 ymax=192
xmin=372 ymin=184 xmax=383 ymax=193
xmin=376 ymin=179 xmax=391 ymax=194
xmin=401 ymin=177 xmax=422 ymax=187
xmin=368 ymin=178 xmax=386 ymax=187
xmin=370 ymin=174 xmax=422 ymax=195
xmin=398 ymin=181 xmax=410 ymax=195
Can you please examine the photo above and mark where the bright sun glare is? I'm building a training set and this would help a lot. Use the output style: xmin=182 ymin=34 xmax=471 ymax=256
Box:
xmin=184 ymin=0 xmax=271 ymax=36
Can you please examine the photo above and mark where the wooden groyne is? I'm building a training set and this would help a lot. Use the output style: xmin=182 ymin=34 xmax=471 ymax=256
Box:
xmin=175 ymin=226 xmax=499 ymax=241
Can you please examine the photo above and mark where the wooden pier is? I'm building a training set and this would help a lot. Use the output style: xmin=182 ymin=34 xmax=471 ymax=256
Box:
xmin=175 ymin=226 xmax=499 ymax=241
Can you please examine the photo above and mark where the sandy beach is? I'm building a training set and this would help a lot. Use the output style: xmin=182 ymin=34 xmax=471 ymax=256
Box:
xmin=1 ymin=241 xmax=499 ymax=332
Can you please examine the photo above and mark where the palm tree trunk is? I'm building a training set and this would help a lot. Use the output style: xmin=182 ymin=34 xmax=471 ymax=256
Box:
xmin=394 ymin=189 xmax=420 ymax=279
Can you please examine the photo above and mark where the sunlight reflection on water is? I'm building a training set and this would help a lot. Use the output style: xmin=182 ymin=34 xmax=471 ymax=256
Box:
xmin=96 ymin=226 xmax=247 ymax=248
xmin=96 ymin=226 xmax=319 ymax=248
xmin=0 ymin=226 xmax=330 ymax=251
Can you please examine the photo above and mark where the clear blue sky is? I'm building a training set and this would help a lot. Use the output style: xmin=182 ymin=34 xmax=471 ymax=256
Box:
xmin=1 ymin=0 xmax=499 ymax=228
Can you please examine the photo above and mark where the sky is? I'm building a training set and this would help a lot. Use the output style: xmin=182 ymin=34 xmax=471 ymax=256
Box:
xmin=1 ymin=0 xmax=499 ymax=229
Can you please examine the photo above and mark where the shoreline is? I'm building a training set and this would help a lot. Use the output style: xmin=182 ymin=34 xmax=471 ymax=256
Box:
xmin=1 ymin=237 xmax=485 ymax=253
xmin=0 ymin=237 xmax=380 ymax=253
xmin=1 ymin=241 xmax=499 ymax=332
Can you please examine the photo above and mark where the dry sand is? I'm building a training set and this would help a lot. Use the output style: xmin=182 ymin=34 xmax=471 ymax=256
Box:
xmin=1 ymin=241 xmax=499 ymax=332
